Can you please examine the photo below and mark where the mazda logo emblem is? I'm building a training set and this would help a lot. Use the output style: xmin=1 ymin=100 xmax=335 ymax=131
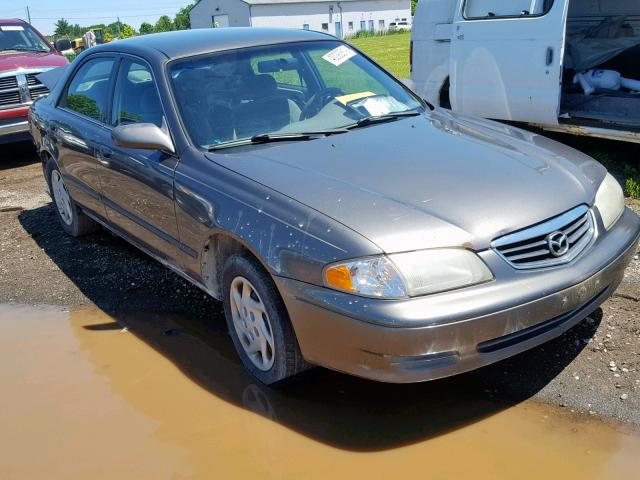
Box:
xmin=547 ymin=231 xmax=570 ymax=257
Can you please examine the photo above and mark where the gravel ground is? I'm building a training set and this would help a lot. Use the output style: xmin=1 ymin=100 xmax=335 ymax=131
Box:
xmin=1 ymin=140 xmax=639 ymax=426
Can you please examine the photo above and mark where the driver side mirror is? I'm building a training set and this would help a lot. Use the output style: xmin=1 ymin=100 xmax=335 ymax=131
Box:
xmin=54 ymin=39 xmax=72 ymax=52
xmin=112 ymin=123 xmax=175 ymax=154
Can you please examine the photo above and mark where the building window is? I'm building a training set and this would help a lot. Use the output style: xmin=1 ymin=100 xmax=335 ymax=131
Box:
xmin=360 ymin=20 xmax=366 ymax=31
xmin=348 ymin=21 xmax=353 ymax=30
xmin=303 ymin=23 xmax=309 ymax=30
xmin=368 ymin=20 xmax=374 ymax=31
xmin=321 ymin=23 xmax=329 ymax=31
xmin=378 ymin=19 xmax=385 ymax=30
xmin=401 ymin=18 xmax=407 ymax=21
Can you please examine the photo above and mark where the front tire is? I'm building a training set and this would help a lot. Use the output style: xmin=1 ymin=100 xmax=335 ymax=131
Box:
xmin=222 ymin=254 xmax=309 ymax=385
xmin=45 ymin=158 xmax=98 ymax=237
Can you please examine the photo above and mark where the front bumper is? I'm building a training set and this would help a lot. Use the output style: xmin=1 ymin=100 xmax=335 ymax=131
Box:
xmin=0 ymin=115 xmax=30 ymax=144
xmin=275 ymin=208 xmax=640 ymax=383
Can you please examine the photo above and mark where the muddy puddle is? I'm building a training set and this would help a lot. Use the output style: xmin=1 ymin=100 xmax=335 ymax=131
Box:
xmin=1 ymin=303 xmax=639 ymax=479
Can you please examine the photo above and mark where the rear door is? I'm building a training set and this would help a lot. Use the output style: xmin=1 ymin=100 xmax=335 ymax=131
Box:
xmin=450 ymin=0 xmax=569 ymax=125
xmin=54 ymin=55 xmax=116 ymax=219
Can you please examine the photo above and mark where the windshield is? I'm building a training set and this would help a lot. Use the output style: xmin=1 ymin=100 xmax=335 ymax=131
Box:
xmin=0 ymin=24 xmax=51 ymax=53
xmin=169 ymin=40 xmax=423 ymax=148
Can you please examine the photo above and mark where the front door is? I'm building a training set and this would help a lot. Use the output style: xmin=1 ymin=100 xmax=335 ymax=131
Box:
xmin=450 ymin=0 xmax=569 ymax=125
xmin=95 ymin=57 xmax=184 ymax=262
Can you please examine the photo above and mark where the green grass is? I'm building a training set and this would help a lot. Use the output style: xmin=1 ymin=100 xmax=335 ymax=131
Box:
xmin=349 ymin=31 xmax=411 ymax=79
xmin=347 ymin=32 xmax=640 ymax=199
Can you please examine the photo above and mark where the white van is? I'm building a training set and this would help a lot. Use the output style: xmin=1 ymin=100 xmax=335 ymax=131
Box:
xmin=410 ymin=0 xmax=640 ymax=143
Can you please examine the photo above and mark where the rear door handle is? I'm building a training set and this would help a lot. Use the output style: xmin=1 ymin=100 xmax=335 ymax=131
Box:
xmin=97 ymin=146 xmax=113 ymax=166
xmin=546 ymin=47 xmax=554 ymax=66
xmin=99 ymin=146 xmax=113 ymax=158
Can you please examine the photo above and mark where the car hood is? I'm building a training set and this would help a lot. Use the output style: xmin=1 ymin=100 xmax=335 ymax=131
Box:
xmin=207 ymin=109 xmax=606 ymax=254
xmin=0 ymin=51 xmax=67 ymax=71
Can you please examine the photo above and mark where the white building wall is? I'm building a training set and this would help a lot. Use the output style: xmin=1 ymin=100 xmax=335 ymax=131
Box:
xmin=250 ymin=0 xmax=410 ymax=37
xmin=190 ymin=0 xmax=251 ymax=28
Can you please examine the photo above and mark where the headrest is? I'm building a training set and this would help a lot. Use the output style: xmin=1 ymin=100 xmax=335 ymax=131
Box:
xmin=241 ymin=74 xmax=277 ymax=99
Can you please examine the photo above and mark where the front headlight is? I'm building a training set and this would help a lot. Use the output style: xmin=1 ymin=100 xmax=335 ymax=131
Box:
xmin=595 ymin=173 xmax=625 ymax=230
xmin=323 ymin=249 xmax=493 ymax=299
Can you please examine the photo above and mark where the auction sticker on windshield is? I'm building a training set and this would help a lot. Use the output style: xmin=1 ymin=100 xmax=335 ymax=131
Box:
xmin=322 ymin=45 xmax=357 ymax=66
xmin=1 ymin=26 xmax=25 ymax=31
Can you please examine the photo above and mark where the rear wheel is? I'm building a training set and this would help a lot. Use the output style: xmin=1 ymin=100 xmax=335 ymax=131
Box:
xmin=222 ymin=254 xmax=309 ymax=385
xmin=45 ymin=159 xmax=99 ymax=237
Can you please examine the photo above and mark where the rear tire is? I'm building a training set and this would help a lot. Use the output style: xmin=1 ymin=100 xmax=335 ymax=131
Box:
xmin=45 ymin=158 xmax=99 ymax=237
xmin=222 ymin=254 xmax=309 ymax=385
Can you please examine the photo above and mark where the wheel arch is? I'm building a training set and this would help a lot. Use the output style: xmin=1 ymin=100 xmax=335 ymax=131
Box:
xmin=200 ymin=230 xmax=274 ymax=300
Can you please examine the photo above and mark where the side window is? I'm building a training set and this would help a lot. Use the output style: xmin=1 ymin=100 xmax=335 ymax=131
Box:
xmin=111 ymin=59 xmax=165 ymax=128
xmin=250 ymin=52 xmax=306 ymax=88
xmin=463 ymin=0 xmax=554 ymax=19
xmin=61 ymin=57 xmax=115 ymax=122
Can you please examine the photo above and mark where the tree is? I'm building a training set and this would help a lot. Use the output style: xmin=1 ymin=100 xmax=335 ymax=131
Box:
xmin=139 ymin=22 xmax=155 ymax=35
xmin=411 ymin=0 xmax=418 ymax=15
xmin=121 ymin=24 xmax=136 ymax=38
xmin=174 ymin=3 xmax=195 ymax=30
xmin=155 ymin=15 xmax=174 ymax=32
xmin=54 ymin=18 xmax=71 ymax=37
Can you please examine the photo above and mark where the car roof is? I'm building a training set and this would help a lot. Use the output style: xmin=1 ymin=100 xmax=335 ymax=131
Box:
xmin=91 ymin=28 xmax=335 ymax=60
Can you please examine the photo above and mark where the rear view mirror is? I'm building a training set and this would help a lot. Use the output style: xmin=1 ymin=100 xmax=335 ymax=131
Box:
xmin=257 ymin=57 xmax=300 ymax=73
xmin=54 ymin=39 xmax=72 ymax=52
xmin=112 ymin=123 xmax=175 ymax=154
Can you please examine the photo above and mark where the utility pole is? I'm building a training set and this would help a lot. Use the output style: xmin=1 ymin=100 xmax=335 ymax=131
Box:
xmin=117 ymin=16 xmax=121 ymax=37
xmin=26 ymin=6 xmax=31 ymax=24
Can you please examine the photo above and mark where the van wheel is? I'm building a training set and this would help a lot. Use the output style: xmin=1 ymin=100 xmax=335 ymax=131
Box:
xmin=222 ymin=254 xmax=309 ymax=385
xmin=45 ymin=159 xmax=99 ymax=237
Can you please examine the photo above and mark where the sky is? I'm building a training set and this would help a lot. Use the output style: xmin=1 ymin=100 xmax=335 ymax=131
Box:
xmin=2 ymin=0 xmax=192 ymax=36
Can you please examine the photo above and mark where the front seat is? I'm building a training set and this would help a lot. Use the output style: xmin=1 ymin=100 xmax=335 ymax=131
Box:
xmin=234 ymin=75 xmax=292 ymax=138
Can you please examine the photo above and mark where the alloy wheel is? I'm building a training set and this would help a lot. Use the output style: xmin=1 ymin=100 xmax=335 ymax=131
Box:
xmin=229 ymin=276 xmax=275 ymax=371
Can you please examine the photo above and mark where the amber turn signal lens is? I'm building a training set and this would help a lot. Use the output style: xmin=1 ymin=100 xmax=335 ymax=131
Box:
xmin=324 ymin=265 xmax=354 ymax=292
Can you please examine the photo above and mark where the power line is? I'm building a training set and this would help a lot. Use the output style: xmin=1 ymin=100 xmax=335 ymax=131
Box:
xmin=32 ymin=12 xmax=180 ymax=20
xmin=27 ymin=3 xmax=189 ymax=14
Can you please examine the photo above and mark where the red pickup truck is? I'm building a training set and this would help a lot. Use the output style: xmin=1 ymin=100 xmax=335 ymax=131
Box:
xmin=0 ymin=19 xmax=69 ymax=144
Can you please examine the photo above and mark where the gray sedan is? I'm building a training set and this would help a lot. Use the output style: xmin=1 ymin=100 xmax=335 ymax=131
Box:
xmin=30 ymin=28 xmax=640 ymax=384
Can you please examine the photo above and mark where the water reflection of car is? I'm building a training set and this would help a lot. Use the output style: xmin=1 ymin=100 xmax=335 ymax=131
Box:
xmin=29 ymin=28 xmax=640 ymax=385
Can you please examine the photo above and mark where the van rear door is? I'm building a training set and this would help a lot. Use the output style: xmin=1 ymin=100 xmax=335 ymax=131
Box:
xmin=450 ymin=0 xmax=569 ymax=125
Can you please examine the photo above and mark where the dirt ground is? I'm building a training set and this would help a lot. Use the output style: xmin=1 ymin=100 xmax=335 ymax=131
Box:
xmin=1 ymin=139 xmax=639 ymax=429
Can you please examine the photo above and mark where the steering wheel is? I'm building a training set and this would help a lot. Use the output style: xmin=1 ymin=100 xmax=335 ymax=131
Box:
xmin=299 ymin=87 xmax=343 ymax=120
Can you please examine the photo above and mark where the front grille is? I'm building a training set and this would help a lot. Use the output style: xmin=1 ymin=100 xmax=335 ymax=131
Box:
xmin=26 ymin=74 xmax=39 ymax=86
xmin=0 ymin=76 xmax=18 ymax=90
xmin=26 ymin=73 xmax=50 ymax=100
xmin=30 ymin=85 xmax=49 ymax=100
xmin=0 ymin=89 xmax=21 ymax=107
xmin=0 ymin=71 xmax=51 ymax=108
xmin=492 ymin=205 xmax=595 ymax=269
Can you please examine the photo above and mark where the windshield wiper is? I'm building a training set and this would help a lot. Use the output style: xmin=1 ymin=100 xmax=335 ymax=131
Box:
xmin=208 ymin=129 xmax=348 ymax=151
xmin=348 ymin=110 xmax=422 ymax=129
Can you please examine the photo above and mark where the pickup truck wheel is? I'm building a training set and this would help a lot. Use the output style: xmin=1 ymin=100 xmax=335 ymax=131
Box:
xmin=45 ymin=159 xmax=99 ymax=237
xmin=222 ymin=254 xmax=309 ymax=385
